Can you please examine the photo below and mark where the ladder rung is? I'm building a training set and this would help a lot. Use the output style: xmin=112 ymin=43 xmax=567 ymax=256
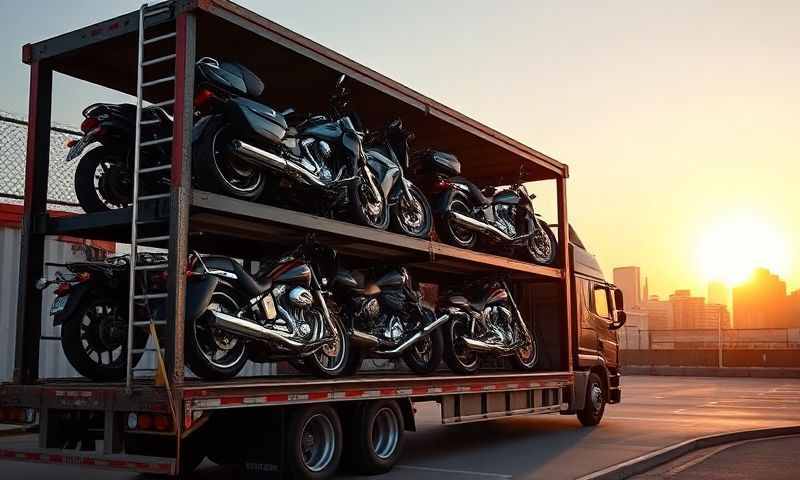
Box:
xmin=143 ymin=32 xmax=176 ymax=45
xmin=133 ymin=293 xmax=168 ymax=300
xmin=140 ymin=118 xmax=162 ymax=125
xmin=142 ymin=76 xmax=175 ymax=88
xmin=131 ymin=347 xmax=166 ymax=354
xmin=142 ymin=54 xmax=176 ymax=67
xmin=134 ymin=263 xmax=169 ymax=271
xmin=144 ymin=6 xmax=171 ymax=18
xmin=138 ymin=235 xmax=170 ymax=243
xmin=138 ymin=193 xmax=170 ymax=202
xmin=132 ymin=320 xmax=168 ymax=327
xmin=139 ymin=164 xmax=172 ymax=174
xmin=141 ymin=136 xmax=173 ymax=147
xmin=152 ymin=99 xmax=175 ymax=108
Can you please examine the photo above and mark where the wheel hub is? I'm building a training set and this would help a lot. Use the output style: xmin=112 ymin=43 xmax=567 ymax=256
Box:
xmin=590 ymin=384 xmax=603 ymax=410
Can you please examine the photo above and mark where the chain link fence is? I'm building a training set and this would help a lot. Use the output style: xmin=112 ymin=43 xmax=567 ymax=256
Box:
xmin=0 ymin=111 xmax=82 ymax=209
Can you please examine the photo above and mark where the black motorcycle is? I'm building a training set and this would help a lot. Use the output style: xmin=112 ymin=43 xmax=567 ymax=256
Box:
xmin=412 ymin=152 xmax=557 ymax=265
xmin=39 ymin=253 xmax=216 ymax=381
xmin=193 ymin=61 xmax=390 ymax=230
xmin=329 ymin=266 xmax=448 ymax=375
xmin=186 ymin=239 xmax=351 ymax=379
xmin=363 ymin=120 xmax=433 ymax=238
xmin=439 ymin=279 xmax=538 ymax=374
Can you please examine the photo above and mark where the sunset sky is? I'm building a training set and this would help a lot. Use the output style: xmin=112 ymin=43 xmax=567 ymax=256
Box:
xmin=0 ymin=0 xmax=797 ymax=297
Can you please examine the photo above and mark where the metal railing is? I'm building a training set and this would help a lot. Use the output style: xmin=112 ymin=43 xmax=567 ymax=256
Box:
xmin=619 ymin=327 xmax=800 ymax=350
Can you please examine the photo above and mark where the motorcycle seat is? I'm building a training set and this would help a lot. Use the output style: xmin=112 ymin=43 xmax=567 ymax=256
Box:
xmin=334 ymin=269 xmax=380 ymax=296
xmin=201 ymin=256 xmax=270 ymax=297
xmin=451 ymin=177 xmax=492 ymax=205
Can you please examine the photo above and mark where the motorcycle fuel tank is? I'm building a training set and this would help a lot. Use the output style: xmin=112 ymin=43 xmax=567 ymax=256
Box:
xmin=272 ymin=261 xmax=312 ymax=287
xmin=493 ymin=189 xmax=522 ymax=206
xmin=227 ymin=97 xmax=288 ymax=144
xmin=302 ymin=121 xmax=343 ymax=142
xmin=485 ymin=288 xmax=509 ymax=306
xmin=375 ymin=270 xmax=405 ymax=289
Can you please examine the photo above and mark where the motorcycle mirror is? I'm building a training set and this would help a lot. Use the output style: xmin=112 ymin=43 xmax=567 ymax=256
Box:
xmin=35 ymin=277 xmax=49 ymax=290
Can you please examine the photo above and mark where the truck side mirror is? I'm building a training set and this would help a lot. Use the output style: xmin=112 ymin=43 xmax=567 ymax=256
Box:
xmin=610 ymin=310 xmax=626 ymax=330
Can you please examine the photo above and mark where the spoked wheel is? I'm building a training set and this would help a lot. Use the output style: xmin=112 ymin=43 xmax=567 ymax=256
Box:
xmin=346 ymin=400 xmax=406 ymax=475
xmin=194 ymin=119 xmax=265 ymax=200
xmin=438 ymin=191 xmax=477 ymax=249
xmin=402 ymin=328 xmax=443 ymax=374
xmin=60 ymin=297 xmax=145 ymax=381
xmin=287 ymin=405 xmax=343 ymax=480
xmin=350 ymin=169 xmax=390 ymax=230
xmin=511 ymin=331 xmax=539 ymax=371
xmin=443 ymin=316 xmax=480 ymax=374
xmin=75 ymin=147 xmax=131 ymax=213
xmin=524 ymin=217 xmax=557 ymax=265
xmin=185 ymin=282 xmax=248 ymax=380
xmin=391 ymin=183 xmax=433 ymax=238
xmin=304 ymin=312 xmax=351 ymax=378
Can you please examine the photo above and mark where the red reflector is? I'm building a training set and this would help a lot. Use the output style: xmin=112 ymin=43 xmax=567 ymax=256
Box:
xmin=153 ymin=414 xmax=170 ymax=432
xmin=194 ymin=89 xmax=214 ymax=108
xmin=66 ymin=139 xmax=78 ymax=148
xmin=138 ymin=414 xmax=153 ymax=430
xmin=54 ymin=282 xmax=71 ymax=296
xmin=433 ymin=179 xmax=451 ymax=192
xmin=80 ymin=117 xmax=100 ymax=134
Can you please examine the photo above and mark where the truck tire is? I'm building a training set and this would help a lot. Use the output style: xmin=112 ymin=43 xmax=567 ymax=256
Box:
xmin=577 ymin=372 xmax=606 ymax=426
xmin=286 ymin=404 xmax=343 ymax=480
xmin=345 ymin=400 xmax=405 ymax=475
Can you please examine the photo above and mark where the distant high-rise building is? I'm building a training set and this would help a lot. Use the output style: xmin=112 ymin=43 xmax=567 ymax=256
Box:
xmin=703 ymin=303 xmax=731 ymax=329
xmin=644 ymin=295 xmax=673 ymax=330
xmin=613 ymin=266 xmax=641 ymax=308
xmin=707 ymin=281 xmax=728 ymax=307
xmin=733 ymin=268 xmax=789 ymax=329
xmin=669 ymin=289 xmax=706 ymax=329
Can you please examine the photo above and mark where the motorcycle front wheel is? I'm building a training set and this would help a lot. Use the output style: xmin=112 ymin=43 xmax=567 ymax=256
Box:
xmin=523 ymin=217 xmax=558 ymax=265
xmin=402 ymin=328 xmax=443 ymax=374
xmin=185 ymin=281 xmax=249 ymax=380
xmin=194 ymin=118 xmax=265 ymax=201
xmin=350 ymin=171 xmax=390 ymax=230
xmin=304 ymin=313 xmax=352 ymax=378
xmin=511 ymin=332 xmax=539 ymax=370
xmin=74 ymin=146 xmax=131 ymax=213
xmin=391 ymin=183 xmax=433 ymax=239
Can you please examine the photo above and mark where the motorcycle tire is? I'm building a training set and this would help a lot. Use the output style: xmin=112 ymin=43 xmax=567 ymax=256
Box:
xmin=390 ymin=183 xmax=433 ymax=239
xmin=74 ymin=146 xmax=130 ymax=213
xmin=60 ymin=296 xmax=146 ymax=382
xmin=511 ymin=331 xmax=539 ymax=371
xmin=349 ymin=173 xmax=390 ymax=230
xmin=522 ymin=217 xmax=558 ymax=265
xmin=193 ymin=117 xmax=266 ymax=201
xmin=303 ymin=314 xmax=352 ymax=378
xmin=442 ymin=316 xmax=480 ymax=374
xmin=185 ymin=281 xmax=249 ymax=380
xmin=436 ymin=190 xmax=478 ymax=250
xmin=402 ymin=328 xmax=443 ymax=375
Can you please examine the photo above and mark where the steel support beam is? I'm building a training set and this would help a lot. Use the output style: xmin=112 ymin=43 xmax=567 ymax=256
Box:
xmin=13 ymin=62 xmax=53 ymax=385
xmin=556 ymin=177 xmax=573 ymax=372
xmin=166 ymin=12 xmax=196 ymax=386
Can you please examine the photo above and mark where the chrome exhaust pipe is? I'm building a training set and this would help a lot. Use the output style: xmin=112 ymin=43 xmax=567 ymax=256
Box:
xmin=449 ymin=211 xmax=515 ymax=241
xmin=209 ymin=310 xmax=329 ymax=352
xmin=350 ymin=329 xmax=380 ymax=348
xmin=462 ymin=336 xmax=521 ymax=354
xmin=373 ymin=314 xmax=450 ymax=357
xmin=231 ymin=140 xmax=326 ymax=187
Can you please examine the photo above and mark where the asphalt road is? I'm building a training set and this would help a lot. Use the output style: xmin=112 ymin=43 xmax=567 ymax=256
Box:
xmin=2 ymin=375 xmax=800 ymax=479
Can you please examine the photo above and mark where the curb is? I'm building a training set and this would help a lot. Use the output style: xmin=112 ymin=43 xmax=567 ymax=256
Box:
xmin=576 ymin=424 xmax=800 ymax=480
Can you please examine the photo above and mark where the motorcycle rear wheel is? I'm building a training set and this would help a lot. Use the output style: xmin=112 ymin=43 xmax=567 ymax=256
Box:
xmin=442 ymin=316 xmax=480 ymax=374
xmin=437 ymin=190 xmax=477 ymax=249
xmin=74 ymin=147 xmax=131 ymax=213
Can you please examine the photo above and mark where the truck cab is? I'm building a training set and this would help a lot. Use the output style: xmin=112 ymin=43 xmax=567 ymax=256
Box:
xmin=569 ymin=226 xmax=626 ymax=422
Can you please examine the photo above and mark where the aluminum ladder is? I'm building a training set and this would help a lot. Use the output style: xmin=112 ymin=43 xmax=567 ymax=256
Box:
xmin=125 ymin=3 xmax=178 ymax=390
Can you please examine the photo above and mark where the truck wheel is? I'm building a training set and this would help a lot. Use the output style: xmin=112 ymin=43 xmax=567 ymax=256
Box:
xmin=346 ymin=400 xmax=405 ymax=475
xmin=287 ymin=405 xmax=343 ymax=480
xmin=577 ymin=372 xmax=606 ymax=426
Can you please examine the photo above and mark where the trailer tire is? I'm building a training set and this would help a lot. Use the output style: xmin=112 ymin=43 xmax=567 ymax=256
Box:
xmin=287 ymin=404 xmax=343 ymax=480
xmin=346 ymin=400 xmax=405 ymax=475
xmin=577 ymin=372 xmax=606 ymax=426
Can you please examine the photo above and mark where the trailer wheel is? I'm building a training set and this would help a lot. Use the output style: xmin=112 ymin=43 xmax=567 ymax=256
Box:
xmin=287 ymin=404 xmax=343 ymax=480
xmin=577 ymin=372 xmax=606 ymax=426
xmin=346 ymin=400 xmax=405 ymax=475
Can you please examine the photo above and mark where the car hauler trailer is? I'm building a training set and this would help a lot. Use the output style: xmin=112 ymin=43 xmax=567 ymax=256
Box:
xmin=0 ymin=1 xmax=623 ymax=477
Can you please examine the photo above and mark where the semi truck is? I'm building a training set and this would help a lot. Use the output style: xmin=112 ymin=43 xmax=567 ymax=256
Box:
xmin=0 ymin=1 xmax=625 ymax=478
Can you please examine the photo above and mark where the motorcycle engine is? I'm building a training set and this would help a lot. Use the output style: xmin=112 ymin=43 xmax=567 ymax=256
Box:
xmin=482 ymin=305 xmax=514 ymax=345
xmin=494 ymin=205 xmax=517 ymax=238
xmin=271 ymin=286 xmax=316 ymax=339
xmin=300 ymin=138 xmax=334 ymax=182
xmin=379 ymin=314 xmax=405 ymax=342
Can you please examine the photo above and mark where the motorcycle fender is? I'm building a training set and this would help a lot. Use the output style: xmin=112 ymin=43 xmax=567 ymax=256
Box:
xmin=65 ymin=129 xmax=102 ymax=162
xmin=185 ymin=276 xmax=220 ymax=321
xmin=53 ymin=283 xmax=94 ymax=326
xmin=432 ymin=187 xmax=461 ymax=215
xmin=225 ymin=97 xmax=286 ymax=144
xmin=367 ymin=154 xmax=399 ymax=199
xmin=192 ymin=114 xmax=220 ymax=144
xmin=341 ymin=130 xmax=362 ymax=170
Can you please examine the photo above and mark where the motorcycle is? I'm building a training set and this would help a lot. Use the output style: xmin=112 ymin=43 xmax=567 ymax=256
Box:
xmin=329 ymin=266 xmax=448 ymax=375
xmin=38 ymin=253 xmax=217 ymax=382
xmin=193 ymin=61 xmax=391 ymax=230
xmin=186 ymin=238 xmax=351 ymax=379
xmin=411 ymin=152 xmax=557 ymax=265
xmin=439 ymin=279 xmax=538 ymax=374
xmin=363 ymin=119 xmax=433 ymax=238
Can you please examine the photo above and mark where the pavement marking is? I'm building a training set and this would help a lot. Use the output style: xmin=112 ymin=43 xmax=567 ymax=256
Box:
xmin=663 ymin=433 xmax=800 ymax=477
xmin=396 ymin=465 xmax=513 ymax=478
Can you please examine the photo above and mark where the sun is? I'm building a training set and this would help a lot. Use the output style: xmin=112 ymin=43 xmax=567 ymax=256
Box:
xmin=695 ymin=213 xmax=789 ymax=286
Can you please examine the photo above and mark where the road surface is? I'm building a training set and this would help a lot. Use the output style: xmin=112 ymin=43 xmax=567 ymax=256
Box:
xmin=2 ymin=375 xmax=799 ymax=479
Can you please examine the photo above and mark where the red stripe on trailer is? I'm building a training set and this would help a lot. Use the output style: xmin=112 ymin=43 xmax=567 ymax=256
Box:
xmin=266 ymin=394 xmax=289 ymax=403
xmin=380 ymin=388 xmax=395 ymax=396
xmin=442 ymin=385 xmax=459 ymax=393
xmin=220 ymin=396 xmax=244 ymax=405
xmin=345 ymin=390 xmax=364 ymax=398
xmin=308 ymin=391 xmax=329 ymax=401
xmin=411 ymin=387 xmax=428 ymax=395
